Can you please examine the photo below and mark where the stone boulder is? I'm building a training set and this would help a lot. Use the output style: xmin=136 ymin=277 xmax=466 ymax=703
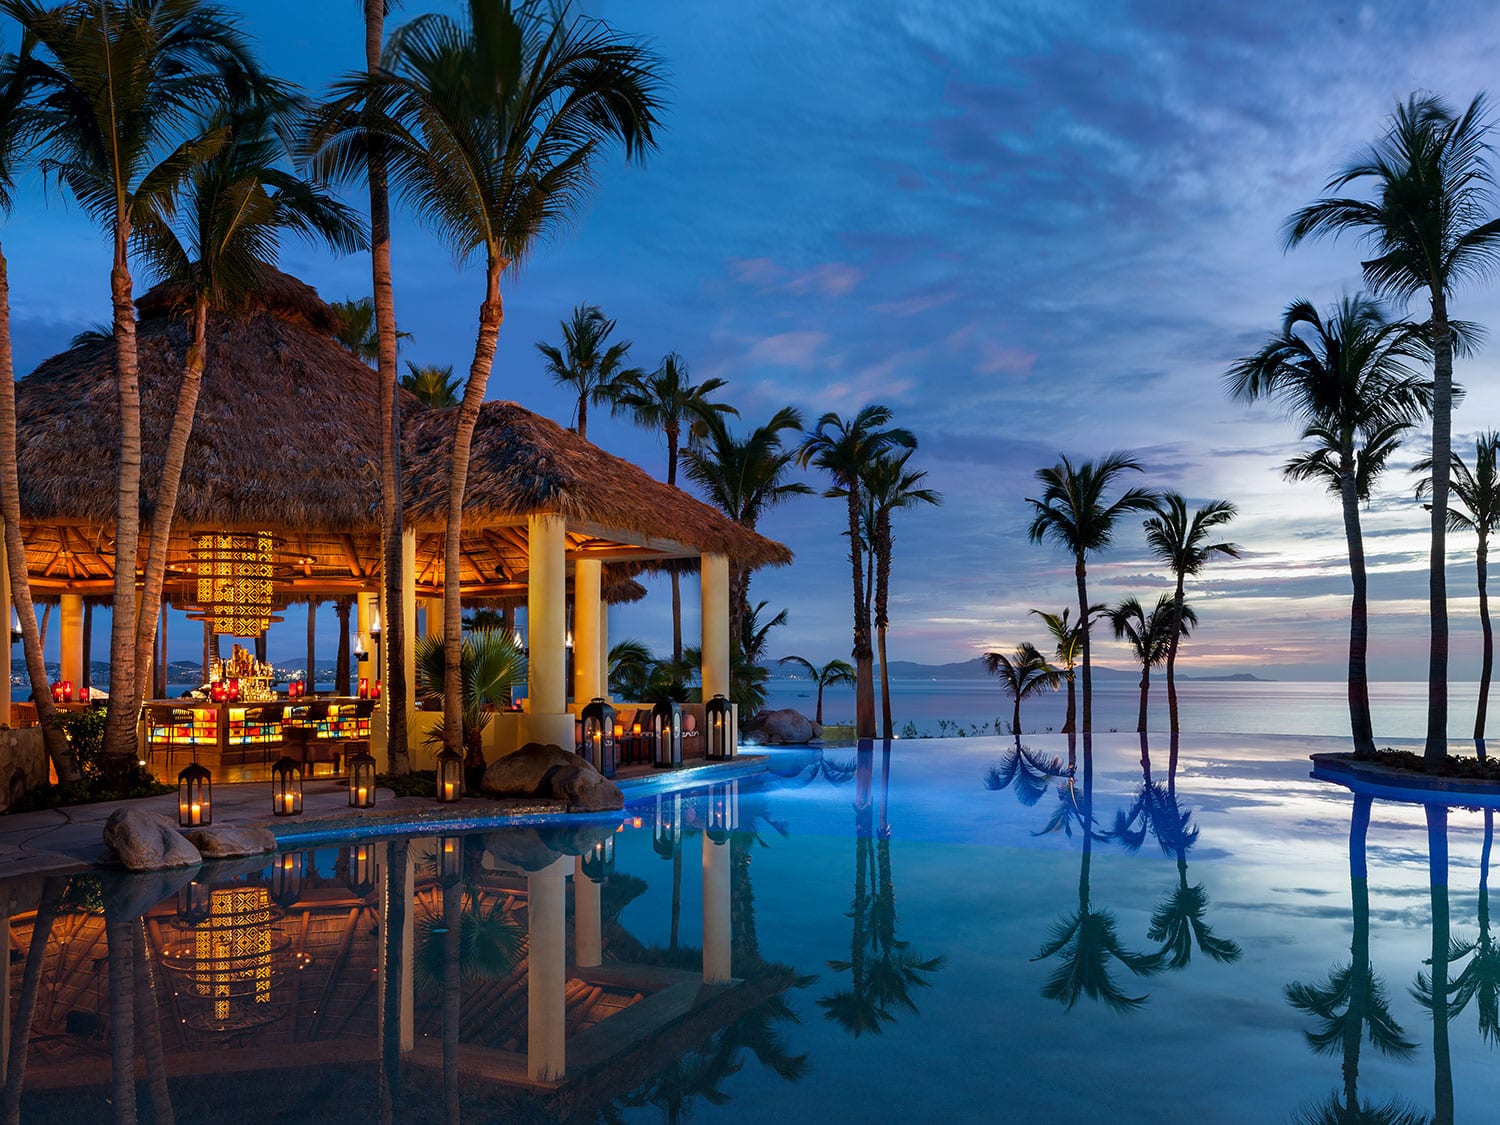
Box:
xmin=102 ymin=809 xmax=201 ymax=871
xmin=742 ymin=708 xmax=817 ymax=745
xmin=183 ymin=826 xmax=277 ymax=859
xmin=478 ymin=742 xmax=624 ymax=812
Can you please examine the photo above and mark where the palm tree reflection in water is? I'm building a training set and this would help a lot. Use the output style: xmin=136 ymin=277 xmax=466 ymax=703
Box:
xmin=819 ymin=742 xmax=945 ymax=1037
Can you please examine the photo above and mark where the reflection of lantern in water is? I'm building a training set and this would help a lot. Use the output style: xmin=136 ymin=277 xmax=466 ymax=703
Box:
xmin=706 ymin=780 xmax=739 ymax=844
xmin=344 ymin=843 xmax=378 ymax=897
xmin=161 ymin=886 xmax=290 ymax=1031
xmin=269 ymin=851 xmax=304 ymax=908
xmin=653 ymin=793 xmax=681 ymax=859
xmin=177 ymin=880 xmax=212 ymax=925
xmin=437 ymin=836 xmax=463 ymax=888
xmin=581 ymin=835 xmax=615 ymax=882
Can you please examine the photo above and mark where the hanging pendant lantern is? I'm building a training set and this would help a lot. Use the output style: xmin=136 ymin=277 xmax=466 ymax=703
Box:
xmin=186 ymin=532 xmax=288 ymax=637
xmin=178 ymin=761 xmax=212 ymax=826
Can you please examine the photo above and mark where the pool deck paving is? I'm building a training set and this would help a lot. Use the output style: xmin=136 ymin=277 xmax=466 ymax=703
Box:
xmin=0 ymin=752 xmax=768 ymax=879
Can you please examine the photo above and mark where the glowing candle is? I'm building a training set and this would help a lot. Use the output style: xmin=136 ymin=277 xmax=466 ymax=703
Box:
xmin=190 ymin=802 xmax=201 ymax=823
xmin=356 ymin=786 xmax=368 ymax=805
xmin=443 ymin=780 xmax=456 ymax=801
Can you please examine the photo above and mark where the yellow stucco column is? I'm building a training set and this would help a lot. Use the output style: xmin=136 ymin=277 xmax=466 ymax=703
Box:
xmin=700 ymin=554 xmax=730 ymax=700
xmin=528 ymin=857 xmax=568 ymax=1081
xmin=0 ymin=520 xmax=11 ymax=723
xmin=424 ymin=597 xmax=442 ymax=640
xmin=598 ymin=599 xmax=610 ymax=703
xmin=573 ymin=558 xmax=602 ymax=705
xmin=573 ymin=855 xmax=602 ymax=968
xmin=703 ymin=831 xmax=732 ymax=984
xmin=59 ymin=593 xmax=84 ymax=690
xmin=402 ymin=529 xmax=417 ymax=724
xmin=522 ymin=514 xmax=573 ymax=749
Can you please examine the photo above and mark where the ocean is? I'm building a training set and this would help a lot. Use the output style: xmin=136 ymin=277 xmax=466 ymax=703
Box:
xmin=763 ymin=677 xmax=1492 ymax=742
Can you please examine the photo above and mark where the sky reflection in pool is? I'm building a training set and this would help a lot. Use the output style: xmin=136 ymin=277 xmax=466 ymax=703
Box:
xmin=4 ymin=732 xmax=1497 ymax=1123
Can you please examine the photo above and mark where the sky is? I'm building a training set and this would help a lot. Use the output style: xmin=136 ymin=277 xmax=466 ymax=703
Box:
xmin=11 ymin=0 xmax=1500 ymax=681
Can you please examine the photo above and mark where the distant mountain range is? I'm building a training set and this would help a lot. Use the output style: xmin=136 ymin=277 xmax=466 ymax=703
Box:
xmin=766 ymin=656 xmax=1274 ymax=683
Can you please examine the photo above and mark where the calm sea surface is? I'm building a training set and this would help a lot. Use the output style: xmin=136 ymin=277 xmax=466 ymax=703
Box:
xmin=766 ymin=677 xmax=1491 ymax=742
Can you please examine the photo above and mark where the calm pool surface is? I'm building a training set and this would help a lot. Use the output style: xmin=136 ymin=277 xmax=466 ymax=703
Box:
xmin=5 ymin=733 xmax=1496 ymax=1123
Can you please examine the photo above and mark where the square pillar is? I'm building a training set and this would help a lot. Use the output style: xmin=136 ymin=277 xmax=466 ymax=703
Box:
xmin=522 ymin=515 xmax=574 ymax=748
xmin=573 ymin=559 xmax=603 ymax=704
xmin=59 ymin=593 xmax=84 ymax=689
xmin=528 ymin=857 xmax=568 ymax=1080
xmin=702 ymin=831 xmax=732 ymax=984
xmin=598 ymin=600 xmax=610 ymax=703
xmin=402 ymin=529 xmax=418 ymax=723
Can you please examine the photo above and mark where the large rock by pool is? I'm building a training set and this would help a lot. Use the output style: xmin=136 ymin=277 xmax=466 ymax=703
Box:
xmin=478 ymin=742 xmax=624 ymax=812
xmin=102 ymin=809 xmax=202 ymax=870
xmin=742 ymin=708 xmax=820 ymax=745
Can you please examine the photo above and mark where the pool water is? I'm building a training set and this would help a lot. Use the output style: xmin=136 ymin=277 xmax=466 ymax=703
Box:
xmin=5 ymin=733 xmax=1498 ymax=1123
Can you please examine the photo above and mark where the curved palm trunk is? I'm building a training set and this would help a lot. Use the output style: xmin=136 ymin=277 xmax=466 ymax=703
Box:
xmin=134 ymin=919 xmax=174 ymax=1125
xmin=1340 ymin=456 xmax=1377 ymax=757
xmin=1427 ymin=803 xmax=1454 ymax=1123
xmin=814 ymin=681 xmax=825 ymax=726
xmin=844 ymin=487 xmax=875 ymax=739
xmin=874 ymin=512 xmax=894 ymax=739
xmin=1138 ymin=730 xmax=1152 ymax=783
xmin=1075 ymin=555 xmax=1092 ymax=737
xmin=1427 ymin=293 xmax=1454 ymax=767
xmin=442 ymin=879 xmax=460 ymax=1124
xmin=0 ymin=241 xmax=76 ymax=778
xmin=1165 ymin=575 xmax=1185 ymax=736
xmin=1344 ymin=793 xmax=1373 ymax=1118
xmin=1011 ymin=691 xmax=1022 ymax=738
xmin=380 ymin=839 xmax=410 ymax=1125
xmin=1061 ymin=669 xmax=1076 ymax=735
xmin=105 ymin=214 xmax=145 ymax=773
xmin=3 ymin=878 xmax=62 ymax=1125
xmin=1136 ymin=664 xmax=1150 ymax=733
xmin=335 ymin=598 xmax=352 ymax=696
xmin=668 ymin=431 xmax=682 ymax=663
xmin=1477 ymin=531 xmax=1492 ymax=751
xmin=369 ymin=0 xmax=409 ymax=777
xmin=105 ymin=912 xmax=137 ymax=1124
xmin=132 ymin=297 xmax=209 ymax=723
xmin=443 ymin=263 xmax=504 ymax=753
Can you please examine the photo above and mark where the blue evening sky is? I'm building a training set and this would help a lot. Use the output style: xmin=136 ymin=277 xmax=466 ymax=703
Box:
xmin=10 ymin=0 xmax=1500 ymax=681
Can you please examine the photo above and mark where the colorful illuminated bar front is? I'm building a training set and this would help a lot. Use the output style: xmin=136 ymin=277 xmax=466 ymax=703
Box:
xmin=145 ymin=699 xmax=373 ymax=758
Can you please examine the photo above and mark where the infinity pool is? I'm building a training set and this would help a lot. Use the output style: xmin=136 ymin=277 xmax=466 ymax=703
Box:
xmin=5 ymin=733 xmax=1496 ymax=1122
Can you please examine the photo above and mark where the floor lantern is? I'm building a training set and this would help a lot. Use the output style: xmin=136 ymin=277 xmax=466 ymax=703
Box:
xmin=348 ymin=749 xmax=377 ymax=808
xmin=652 ymin=699 xmax=682 ymax=768
xmin=271 ymin=757 xmax=303 ymax=816
xmin=705 ymin=694 xmax=735 ymax=760
xmin=178 ymin=761 xmax=212 ymax=826
xmin=435 ymin=747 xmax=463 ymax=803
xmin=581 ymin=697 xmax=617 ymax=777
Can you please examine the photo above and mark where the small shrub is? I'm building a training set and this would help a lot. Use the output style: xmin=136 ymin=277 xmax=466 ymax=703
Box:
xmin=378 ymin=771 xmax=438 ymax=799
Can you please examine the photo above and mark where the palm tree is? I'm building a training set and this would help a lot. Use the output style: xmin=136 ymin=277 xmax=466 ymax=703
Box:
xmin=330 ymin=294 xmax=378 ymax=359
xmin=400 ymin=360 xmax=461 ymax=407
xmin=1440 ymin=809 xmax=1500 ymax=1044
xmin=1107 ymin=594 xmax=1194 ymax=734
xmin=1227 ymin=296 xmax=1432 ymax=757
xmin=129 ymin=103 xmax=364 ymax=726
xmin=1029 ymin=606 xmax=1101 ymax=737
xmin=0 ymin=46 xmax=76 ymax=779
xmin=1286 ymin=93 xmax=1500 ymax=767
xmin=862 ymin=449 xmax=941 ymax=739
xmin=1025 ymin=453 xmax=1158 ymax=740
xmin=1286 ymin=794 xmax=1419 ymax=1124
xmin=616 ymin=352 xmax=736 ymax=661
xmin=776 ymin=655 xmax=854 ymax=726
xmin=311 ymin=0 xmax=664 ymax=756
xmin=1142 ymin=493 xmax=1239 ymax=744
xmin=414 ymin=627 xmax=527 ymax=759
xmin=10 ymin=0 xmax=271 ymax=768
xmin=798 ymin=407 xmax=916 ymax=740
xmin=1416 ymin=434 xmax=1500 ymax=751
xmin=684 ymin=406 xmax=812 ymax=648
xmin=982 ymin=642 xmax=1061 ymax=739
xmin=983 ymin=743 xmax=1069 ymax=807
xmin=535 ymin=303 xmax=639 ymax=440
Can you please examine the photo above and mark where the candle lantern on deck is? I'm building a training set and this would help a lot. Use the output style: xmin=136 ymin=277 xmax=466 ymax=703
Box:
xmin=437 ymin=836 xmax=463 ymax=888
xmin=176 ymin=879 xmax=212 ymax=925
xmin=344 ymin=843 xmax=378 ymax=897
xmin=580 ymin=697 xmax=617 ymax=778
xmin=270 ymin=757 xmax=304 ymax=817
xmin=705 ymin=694 xmax=735 ymax=760
xmin=581 ymin=834 xmax=615 ymax=882
xmin=435 ymin=747 xmax=463 ymax=804
xmin=269 ymin=851 xmax=305 ymax=908
xmin=706 ymin=780 xmax=739 ymax=844
xmin=348 ymin=749 xmax=377 ymax=808
xmin=178 ymin=761 xmax=212 ymax=826
xmin=653 ymin=793 xmax=682 ymax=860
xmin=651 ymin=699 xmax=682 ymax=768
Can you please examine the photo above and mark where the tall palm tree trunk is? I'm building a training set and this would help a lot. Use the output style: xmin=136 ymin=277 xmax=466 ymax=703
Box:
xmin=874 ymin=512 xmax=894 ymax=739
xmin=2 ymin=878 xmax=62 ymax=1125
xmin=1477 ymin=531 xmax=1492 ymax=752
xmin=1075 ymin=555 xmax=1092 ymax=737
xmin=576 ymin=394 xmax=588 ymax=440
xmin=336 ymin=598 xmax=352 ymax=695
xmin=1427 ymin=295 xmax=1454 ymax=767
xmin=1165 ymin=578 xmax=1185 ymax=735
xmin=1340 ymin=460 xmax=1377 ymax=757
xmin=1427 ymin=803 xmax=1453 ymax=1123
xmin=105 ymin=912 xmax=137 ymax=1124
xmin=131 ymin=297 xmax=208 ymax=723
xmin=443 ymin=263 xmax=504 ymax=753
xmin=877 ymin=624 xmax=893 ymax=739
xmin=442 ymin=879 xmax=460 ymax=1124
xmin=814 ymin=682 xmax=825 ymax=726
xmin=1345 ymin=793 xmax=1373 ymax=1117
xmin=667 ymin=433 xmax=682 ymax=663
xmin=844 ymin=488 xmax=875 ymax=739
xmin=134 ymin=919 xmax=174 ymax=1125
xmin=306 ymin=600 xmax=317 ymax=691
xmin=368 ymin=0 xmax=409 ymax=776
xmin=1136 ymin=665 xmax=1149 ymax=733
xmin=0 ymin=239 xmax=77 ymax=778
xmin=105 ymin=210 xmax=145 ymax=774
xmin=1011 ymin=693 xmax=1021 ymax=738
xmin=1062 ymin=671 xmax=1076 ymax=735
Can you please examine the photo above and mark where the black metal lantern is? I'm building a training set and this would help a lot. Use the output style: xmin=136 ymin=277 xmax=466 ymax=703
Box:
xmin=437 ymin=836 xmax=463 ymax=888
xmin=344 ymin=843 xmax=378 ymax=897
xmin=178 ymin=761 xmax=212 ymax=826
xmin=176 ymin=879 xmax=212 ymax=925
xmin=270 ymin=851 xmax=305 ymax=908
xmin=580 ymin=697 xmax=616 ymax=778
xmin=435 ymin=747 xmax=463 ymax=803
xmin=581 ymin=834 xmax=615 ymax=882
xmin=705 ymin=694 xmax=735 ymax=760
xmin=653 ymin=793 xmax=681 ymax=860
xmin=271 ymin=757 xmax=304 ymax=817
xmin=706 ymin=780 xmax=739 ymax=844
xmin=651 ymin=699 xmax=682 ymax=768
xmin=348 ymin=749 xmax=377 ymax=808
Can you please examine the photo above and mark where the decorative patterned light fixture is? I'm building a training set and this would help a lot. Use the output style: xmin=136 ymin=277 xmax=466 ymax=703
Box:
xmin=187 ymin=532 xmax=285 ymax=637
xmin=161 ymin=885 xmax=289 ymax=1032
